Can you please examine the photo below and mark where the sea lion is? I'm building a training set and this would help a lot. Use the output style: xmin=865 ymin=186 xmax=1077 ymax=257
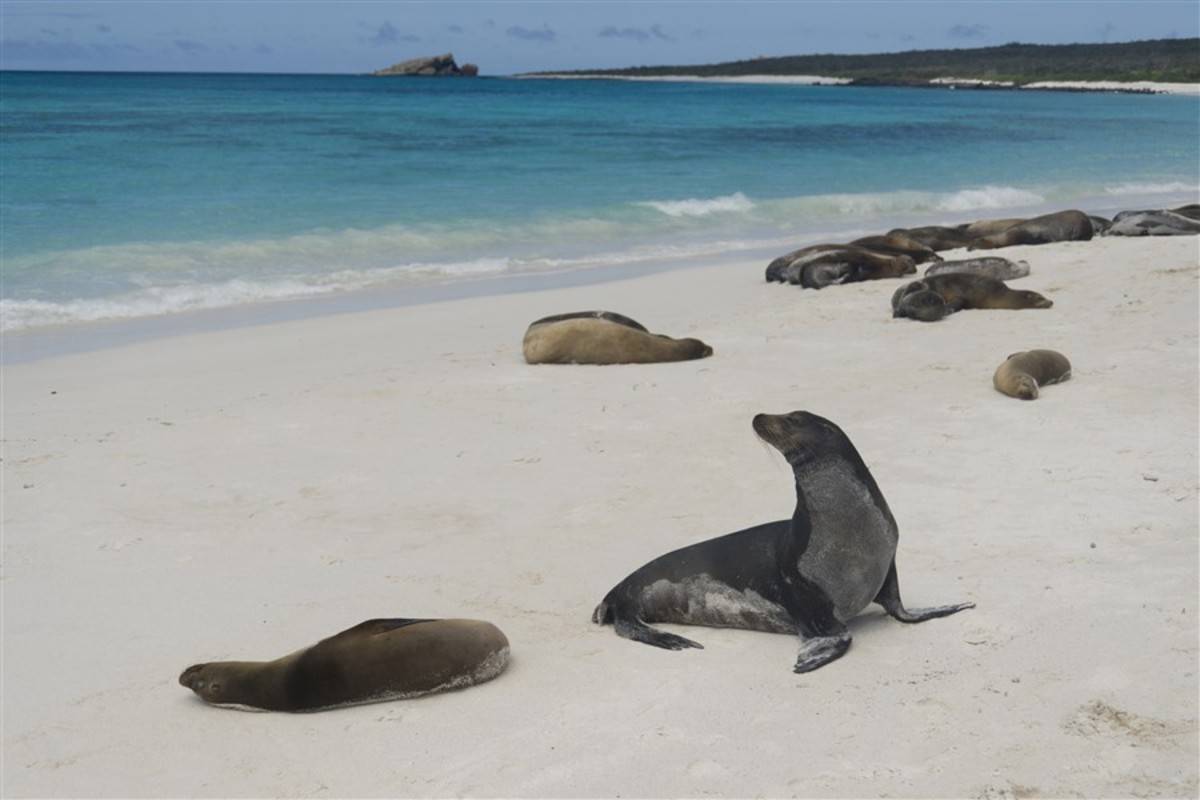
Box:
xmin=993 ymin=349 xmax=1072 ymax=400
xmin=891 ymin=273 xmax=1052 ymax=322
xmin=765 ymin=244 xmax=916 ymax=288
xmin=968 ymin=209 xmax=1093 ymax=250
xmin=1171 ymin=204 xmax=1200 ymax=221
xmin=523 ymin=312 xmax=712 ymax=364
xmin=1088 ymin=215 xmax=1113 ymax=235
xmin=591 ymin=411 xmax=974 ymax=673
xmin=891 ymin=282 xmax=950 ymax=322
xmin=1104 ymin=209 xmax=1200 ymax=236
xmin=957 ymin=217 xmax=1027 ymax=238
xmin=886 ymin=225 xmax=975 ymax=251
xmin=179 ymin=618 xmax=510 ymax=712
xmin=850 ymin=234 xmax=943 ymax=265
xmin=925 ymin=256 xmax=1030 ymax=281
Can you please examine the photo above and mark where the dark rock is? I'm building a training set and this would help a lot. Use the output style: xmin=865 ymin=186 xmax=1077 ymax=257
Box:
xmin=372 ymin=53 xmax=478 ymax=77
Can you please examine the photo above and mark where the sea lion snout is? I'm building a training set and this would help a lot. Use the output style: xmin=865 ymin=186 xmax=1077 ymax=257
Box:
xmin=179 ymin=664 xmax=205 ymax=689
xmin=752 ymin=410 xmax=826 ymax=458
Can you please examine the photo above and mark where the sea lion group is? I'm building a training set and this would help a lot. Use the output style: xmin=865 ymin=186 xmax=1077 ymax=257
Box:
xmin=181 ymin=200 xmax=1194 ymax=711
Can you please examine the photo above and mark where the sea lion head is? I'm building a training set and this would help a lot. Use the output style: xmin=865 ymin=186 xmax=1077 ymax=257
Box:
xmin=1016 ymin=290 xmax=1053 ymax=309
xmin=680 ymin=338 xmax=714 ymax=359
xmin=179 ymin=662 xmax=254 ymax=706
xmin=752 ymin=410 xmax=848 ymax=467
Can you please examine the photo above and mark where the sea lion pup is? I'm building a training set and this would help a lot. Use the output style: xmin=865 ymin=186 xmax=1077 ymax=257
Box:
xmin=591 ymin=411 xmax=974 ymax=673
xmin=523 ymin=312 xmax=712 ymax=364
xmin=765 ymin=244 xmax=916 ymax=288
xmin=850 ymin=234 xmax=943 ymax=265
xmin=179 ymin=618 xmax=510 ymax=711
xmin=1104 ymin=209 xmax=1200 ymax=236
xmin=891 ymin=273 xmax=1052 ymax=322
xmin=993 ymin=349 xmax=1072 ymax=400
xmin=968 ymin=209 xmax=1093 ymax=250
xmin=956 ymin=217 xmax=1027 ymax=238
xmin=886 ymin=225 xmax=975 ymax=251
xmin=925 ymin=256 xmax=1031 ymax=281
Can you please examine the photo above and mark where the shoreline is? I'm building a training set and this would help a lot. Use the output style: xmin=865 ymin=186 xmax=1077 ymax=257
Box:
xmin=521 ymin=72 xmax=1200 ymax=95
xmin=5 ymin=189 xmax=1198 ymax=364
xmin=5 ymin=234 xmax=1196 ymax=796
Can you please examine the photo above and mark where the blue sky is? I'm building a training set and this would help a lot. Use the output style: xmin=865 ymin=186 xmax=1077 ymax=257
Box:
xmin=2 ymin=1 xmax=1197 ymax=74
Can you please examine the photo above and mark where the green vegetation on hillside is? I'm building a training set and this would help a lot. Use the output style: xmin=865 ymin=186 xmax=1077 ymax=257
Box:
xmin=535 ymin=39 xmax=1200 ymax=84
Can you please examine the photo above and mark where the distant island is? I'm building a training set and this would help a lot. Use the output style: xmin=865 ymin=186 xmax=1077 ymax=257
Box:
xmin=373 ymin=53 xmax=478 ymax=77
xmin=527 ymin=39 xmax=1200 ymax=89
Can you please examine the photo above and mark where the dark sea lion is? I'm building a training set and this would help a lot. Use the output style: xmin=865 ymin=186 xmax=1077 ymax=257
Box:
xmin=1088 ymin=215 xmax=1113 ymax=235
xmin=591 ymin=411 xmax=974 ymax=673
xmin=892 ymin=273 xmax=1052 ymax=322
xmin=886 ymin=225 xmax=975 ymax=251
xmin=891 ymin=281 xmax=950 ymax=322
xmin=1104 ymin=210 xmax=1200 ymax=236
xmin=1171 ymin=204 xmax=1200 ymax=221
xmin=956 ymin=217 xmax=1027 ymax=238
xmin=765 ymin=244 xmax=916 ymax=288
xmin=179 ymin=618 xmax=510 ymax=712
xmin=850 ymin=234 xmax=943 ymax=265
xmin=993 ymin=349 xmax=1072 ymax=400
xmin=523 ymin=313 xmax=712 ymax=364
xmin=925 ymin=256 xmax=1030 ymax=281
xmin=968 ymin=209 xmax=1093 ymax=250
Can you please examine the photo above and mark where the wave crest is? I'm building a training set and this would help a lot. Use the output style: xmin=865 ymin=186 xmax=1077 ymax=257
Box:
xmin=638 ymin=192 xmax=756 ymax=217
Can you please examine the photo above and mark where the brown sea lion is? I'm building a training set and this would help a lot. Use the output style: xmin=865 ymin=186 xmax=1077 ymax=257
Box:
xmin=968 ymin=210 xmax=1093 ymax=250
xmin=925 ymin=256 xmax=1030 ymax=281
xmin=765 ymin=244 xmax=916 ymax=288
xmin=886 ymin=226 xmax=975 ymax=251
xmin=523 ymin=313 xmax=712 ymax=364
xmin=956 ymin=217 xmax=1027 ymax=238
xmin=892 ymin=273 xmax=1052 ymax=322
xmin=993 ymin=350 xmax=1072 ymax=400
xmin=850 ymin=234 xmax=943 ymax=265
xmin=179 ymin=618 xmax=510 ymax=712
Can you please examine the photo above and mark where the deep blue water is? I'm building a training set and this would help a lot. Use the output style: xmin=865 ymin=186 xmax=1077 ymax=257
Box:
xmin=2 ymin=71 xmax=1198 ymax=329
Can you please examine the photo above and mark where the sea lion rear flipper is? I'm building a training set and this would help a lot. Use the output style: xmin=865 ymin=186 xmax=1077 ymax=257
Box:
xmin=872 ymin=561 xmax=974 ymax=623
xmin=613 ymin=617 xmax=703 ymax=651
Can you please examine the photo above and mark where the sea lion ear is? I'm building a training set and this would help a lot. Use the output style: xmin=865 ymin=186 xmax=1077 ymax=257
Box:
xmin=1006 ymin=352 xmax=1022 ymax=360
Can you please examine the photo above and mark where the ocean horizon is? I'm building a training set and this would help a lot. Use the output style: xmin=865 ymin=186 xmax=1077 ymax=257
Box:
xmin=3 ymin=70 xmax=1198 ymax=342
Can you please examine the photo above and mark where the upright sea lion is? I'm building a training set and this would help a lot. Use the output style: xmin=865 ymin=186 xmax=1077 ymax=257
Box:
xmin=886 ymin=225 xmax=975 ymax=251
xmin=993 ymin=349 xmax=1072 ymax=400
xmin=925 ymin=256 xmax=1030 ymax=281
xmin=523 ymin=312 xmax=712 ymax=364
xmin=891 ymin=273 xmax=1052 ymax=322
xmin=179 ymin=618 xmax=510 ymax=711
xmin=591 ymin=411 xmax=974 ymax=673
xmin=968 ymin=209 xmax=1093 ymax=250
xmin=957 ymin=217 xmax=1027 ymax=238
xmin=765 ymin=244 xmax=916 ymax=288
xmin=1104 ymin=209 xmax=1200 ymax=236
xmin=850 ymin=234 xmax=943 ymax=265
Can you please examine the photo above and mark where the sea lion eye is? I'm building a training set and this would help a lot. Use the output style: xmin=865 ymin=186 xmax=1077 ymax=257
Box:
xmin=209 ymin=682 xmax=222 ymax=694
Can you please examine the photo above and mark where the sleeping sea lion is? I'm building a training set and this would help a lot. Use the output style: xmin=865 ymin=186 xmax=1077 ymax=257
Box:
xmin=179 ymin=618 xmax=510 ymax=711
xmin=956 ymin=217 xmax=1027 ymax=238
xmin=592 ymin=410 xmax=974 ymax=673
xmin=886 ymin=226 xmax=975 ymax=251
xmin=925 ymin=256 xmax=1030 ymax=281
xmin=850 ymin=234 xmax=943 ymax=265
xmin=891 ymin=273 xmax=1052 ymax=322
xmin=1104 ymin=210 xmax=1200 ymax=236
xmin=1171 ymin=204 xmax=1200 ymax=221
xmin=993 ymin=349 xmax=1072 ymax=400
xmin=765 ymin=244 xmax=916 ymax=288
xmin=523 ymin=312 xmax=712 ymax=365
xmin=968 ymin=210 xmax=1093 ymax=250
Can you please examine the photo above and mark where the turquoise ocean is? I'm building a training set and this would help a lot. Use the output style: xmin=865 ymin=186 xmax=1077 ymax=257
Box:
xmin=2 ymin=71 xmax=1198 ymax=336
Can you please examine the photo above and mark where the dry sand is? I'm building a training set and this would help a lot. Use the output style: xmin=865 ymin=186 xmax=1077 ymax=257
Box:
xmin=3 ymin=235 xmax=1198 ymax=797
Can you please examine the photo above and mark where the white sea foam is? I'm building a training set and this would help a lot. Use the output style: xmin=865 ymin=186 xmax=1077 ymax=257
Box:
xmin=934 ymin=186 xmax=1045 ymax=212
xmin=1102 ymin=181 xmax=1199 ymax=197
xmin=638 ymin=192 xmax=756 ymax=217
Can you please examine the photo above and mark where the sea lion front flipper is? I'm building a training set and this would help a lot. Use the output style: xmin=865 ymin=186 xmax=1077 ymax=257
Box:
xmin=793 ymin=628 xmax=852 ymax=673
xmin=872 ymin=561 xmax=974 ymax=623
xmin=782 ymin=571 xmax=851 ymax=673
xmin=327 ymin=618 xmax=436 ymax=641
xmin=613 ymin=617 xmax=703 ymax=651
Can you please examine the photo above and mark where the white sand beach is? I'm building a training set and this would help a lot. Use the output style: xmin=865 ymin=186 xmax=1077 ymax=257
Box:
xmin=3 ymin=235 xmax=1198 ymax=797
